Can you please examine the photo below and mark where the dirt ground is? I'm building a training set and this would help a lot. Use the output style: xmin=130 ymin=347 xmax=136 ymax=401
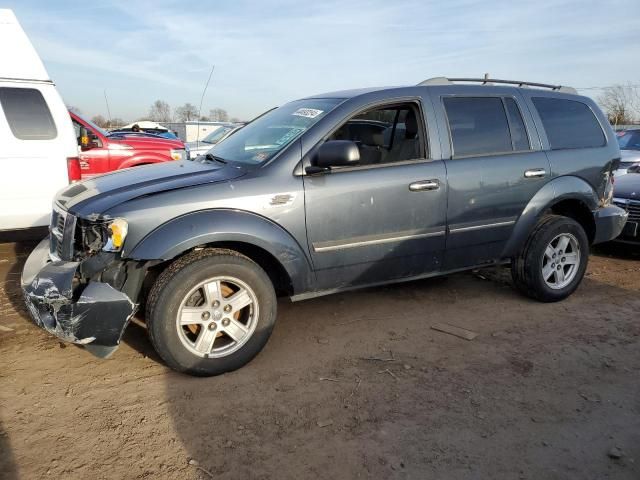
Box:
xmin=1 ymin=241 xmax=639 ymax=480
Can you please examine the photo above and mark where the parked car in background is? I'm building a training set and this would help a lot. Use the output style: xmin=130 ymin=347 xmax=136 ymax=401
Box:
xmin=614 ymin=129 xmax=640 ymax=176
xmin=70 ymin=111 xmax=188 ymax=178
xmin=187 ymin=124 xmax=243 ymax=158
xmin=22 ymin=77 xmax=626 ymax=376
xmin=0 ymin=9 xmax=79 ymax=239
xmin=110 ymin=121 xmax=180 ymax=140
xmin=613 ymin=172 xmax=640 ymax=243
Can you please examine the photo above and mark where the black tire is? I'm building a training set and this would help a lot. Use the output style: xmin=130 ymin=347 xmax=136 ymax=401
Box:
xmin=511 ymin=215 xmax=589 ymax=302
xmin=146 ymin=248 xmax=277 ymax=376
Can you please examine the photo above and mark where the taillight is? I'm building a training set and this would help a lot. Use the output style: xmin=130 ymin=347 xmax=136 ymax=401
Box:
xmin=67 ymin=156 xmax=81 ymax=183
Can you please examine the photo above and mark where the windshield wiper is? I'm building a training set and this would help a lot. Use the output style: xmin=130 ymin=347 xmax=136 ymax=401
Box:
xmin=204 ymin=153 xmax=227 ymax=164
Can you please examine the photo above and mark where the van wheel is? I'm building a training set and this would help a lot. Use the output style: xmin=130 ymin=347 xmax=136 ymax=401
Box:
xmin=146 ymin=249 xmax=277 ymax=376
xmin=511 ymin=215 xmax=589 ymax=302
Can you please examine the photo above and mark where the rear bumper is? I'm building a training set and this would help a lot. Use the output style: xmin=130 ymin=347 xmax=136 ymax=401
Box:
xmin=21 ymin=238 xmax=135 ymax=357
xmin=592 ymin=205 xmax=628 ymax=244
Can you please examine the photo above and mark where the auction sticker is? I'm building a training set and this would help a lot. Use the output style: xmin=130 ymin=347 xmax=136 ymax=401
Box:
xmin=292 ymin=108 xmax=324 ymax=119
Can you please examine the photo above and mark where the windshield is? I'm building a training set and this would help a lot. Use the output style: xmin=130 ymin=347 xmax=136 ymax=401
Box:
xmin=203 ymin=127 xmax=233 ymax=144
xmin=617 ymin=130 xmax=640 ymax=150
xmin=209 ymin=98 xmax=342 ymax=164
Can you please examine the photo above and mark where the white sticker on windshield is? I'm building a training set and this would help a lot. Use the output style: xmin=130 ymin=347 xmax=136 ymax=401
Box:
xmin=292 ymin=108 xmax=324 ymax=119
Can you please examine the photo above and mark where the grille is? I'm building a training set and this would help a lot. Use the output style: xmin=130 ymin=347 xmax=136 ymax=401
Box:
xmin=49 ymin=206 xmax=75 ymax=261
xmin=614 ymin=199 xmax=640 ymax=222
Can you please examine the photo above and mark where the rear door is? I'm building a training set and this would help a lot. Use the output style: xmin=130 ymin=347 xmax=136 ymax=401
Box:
xmin=303 ymin=99 xmax=448 ymax=290
xmin=432 ymin=92 xmax=551 ymax=269
xmin=0 ymin=83 xmax=75 ymax=230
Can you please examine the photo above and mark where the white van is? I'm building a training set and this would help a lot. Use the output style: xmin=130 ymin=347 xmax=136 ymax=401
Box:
xmin=0 ymin=9 xmax=78 ymax=240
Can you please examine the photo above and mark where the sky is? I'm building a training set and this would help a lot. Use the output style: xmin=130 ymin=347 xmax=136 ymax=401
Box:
xmin=5 ymin=0 xmax=640 ymax=122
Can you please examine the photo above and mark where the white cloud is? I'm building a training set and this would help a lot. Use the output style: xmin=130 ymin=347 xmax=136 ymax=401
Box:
xmin=7 ymin=0 xmax=639 ymax=120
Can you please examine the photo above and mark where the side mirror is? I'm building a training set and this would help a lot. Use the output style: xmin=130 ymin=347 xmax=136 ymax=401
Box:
xmin=317 ymin=140 xmax=360 ymax=168
xmin=80 ymin=130 xmax=102 ymax=150
xmin=308 ymin=140 xmax=360 ymax=174
xmin=79 ymin=126 xmax=89 ymax=148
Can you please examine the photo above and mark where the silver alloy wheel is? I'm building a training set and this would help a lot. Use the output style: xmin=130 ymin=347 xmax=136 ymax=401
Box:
xmin=176 ymin=276 xmax=259 ymax=358
xmin=541 ymin=233 xmax=581 ymax=290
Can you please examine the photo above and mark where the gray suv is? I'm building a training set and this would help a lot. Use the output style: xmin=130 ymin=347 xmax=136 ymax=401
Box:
xmin=22 ymin=77 xmax=627 ymax=376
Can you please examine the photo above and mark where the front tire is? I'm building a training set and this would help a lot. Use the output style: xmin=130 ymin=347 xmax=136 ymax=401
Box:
xmin=146 ymin=249 xmax=277 ymax=376
xmin=511 ymin=215 xmax=589 ymax=302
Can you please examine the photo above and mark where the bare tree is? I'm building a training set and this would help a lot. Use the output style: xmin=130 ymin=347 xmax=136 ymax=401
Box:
xmin=109 ymin=118 xmax=126 ymax=129
xmin=91 ymin=115 xmax=108 ymax=128
xmin=209 ymin=108 xmax=229 ymax=122
xmin=175 ymin=103 xmax=199 ymax=122
xmin=598 ymin=84 xmax=640 ymax=126
xmin=67 ymin=105 xmax=82 ymax=114
xmin=148 ymin=100 xmax=172 ymax=123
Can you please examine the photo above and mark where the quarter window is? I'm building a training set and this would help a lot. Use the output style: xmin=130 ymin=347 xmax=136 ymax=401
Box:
xmin=532 ymin=97 xmax=605 ymax=150
xmin=505 ymin=98 xmax=530 ymax=151
xmin=444 ymin=97 xmax=513 ymax=157
xmin=0 ymin=87 xmax=57 ymax=140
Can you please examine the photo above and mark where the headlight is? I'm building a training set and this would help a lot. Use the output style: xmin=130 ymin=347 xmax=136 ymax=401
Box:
xmin=103 ymin=218 xmax=129 ymax=252
xmin=170 ymin=148 xmax=187 ymax=161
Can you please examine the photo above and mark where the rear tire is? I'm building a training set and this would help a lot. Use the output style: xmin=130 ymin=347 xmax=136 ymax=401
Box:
xmin=146 ymin=248 xmax=277 ymax=376
xmin=511 ymin=215 xmax=589 ymax=302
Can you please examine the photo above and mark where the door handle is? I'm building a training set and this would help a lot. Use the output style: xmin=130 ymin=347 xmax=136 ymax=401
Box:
xmin=409 ymin=180 xmax=440 ymax=192
xmin=524 ymin=168 xmax=547 ymax=178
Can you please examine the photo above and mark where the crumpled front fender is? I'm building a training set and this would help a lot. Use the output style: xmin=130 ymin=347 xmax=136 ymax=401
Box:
xmin=21 ymin=238 xmax=136 ymax=357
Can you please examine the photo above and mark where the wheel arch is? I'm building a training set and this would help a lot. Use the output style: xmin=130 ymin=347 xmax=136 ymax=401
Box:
xmin=126 ymin=209 xmax=314 ymax=297
xmin=502 ymin=175 xmax=599 ymax=258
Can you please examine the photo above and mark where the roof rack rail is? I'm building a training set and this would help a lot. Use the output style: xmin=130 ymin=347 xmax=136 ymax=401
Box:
xmin=418 ymin=77 xmax=577 ymax=94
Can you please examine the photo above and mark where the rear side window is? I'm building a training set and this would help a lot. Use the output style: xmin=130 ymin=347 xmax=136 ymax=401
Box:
xmin=444 ymin=97 xmax=513 ymax=157
xmin=0 ymin=87 xmax=57 ymax=140
xmin=532 ymin=97 xmax=605 ymax=150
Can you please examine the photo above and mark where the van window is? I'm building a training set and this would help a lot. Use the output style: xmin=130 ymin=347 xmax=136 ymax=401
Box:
xmin=0 ymin=87 xmax=57 ymax=140
xmin=504 ymin=98 xmax=530 ymax=151
xmin=444 ymin=97 xmax=513 ymax=157
xmin=532 ymin=97 xmax=605 ymax=150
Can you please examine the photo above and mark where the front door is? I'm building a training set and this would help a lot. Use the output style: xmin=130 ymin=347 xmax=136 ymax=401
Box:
xmin=72 ymin=117 xmax=109 ymax=178
xmin=303 ymin=102 xmax=447 ymax=290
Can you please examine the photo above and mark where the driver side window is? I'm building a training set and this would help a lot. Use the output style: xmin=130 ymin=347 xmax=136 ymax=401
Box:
xmin=328 ymin=102 xmax=427 ymax=167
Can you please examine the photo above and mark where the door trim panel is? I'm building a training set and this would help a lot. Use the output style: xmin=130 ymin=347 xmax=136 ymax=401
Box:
xmin=313 ymin=227 xmax=446 ymax=252
xmin=448 ymin=218 xmax=517 ymax=234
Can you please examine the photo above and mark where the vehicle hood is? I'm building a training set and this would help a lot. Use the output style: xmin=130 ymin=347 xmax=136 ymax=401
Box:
xmin=614 ymin=172 xmax=640 ymax=199
xmin=107 ymin=134 xmax=184 ymax=149
xmin=620 ymin=149 xmax=640 ymax=165
xmin=56 ymin=160 xmax=247 ymax=217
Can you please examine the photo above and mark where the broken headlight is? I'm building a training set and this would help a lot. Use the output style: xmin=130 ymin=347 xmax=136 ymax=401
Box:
xmin=103 ymin=218 xmax=129 ymax=252
xmin=76 ymin=217 xmax=129 ymax=255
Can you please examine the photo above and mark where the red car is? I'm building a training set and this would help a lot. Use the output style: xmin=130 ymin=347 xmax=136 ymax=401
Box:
xmin=70 ymin=111 xmax=188 ymax=178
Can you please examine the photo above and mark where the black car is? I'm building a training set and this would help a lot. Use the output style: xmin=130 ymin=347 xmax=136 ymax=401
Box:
xmin=613 ymin=172 xmax=640 ymax=243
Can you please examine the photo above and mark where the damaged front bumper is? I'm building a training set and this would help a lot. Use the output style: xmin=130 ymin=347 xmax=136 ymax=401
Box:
xmin=21 ymin=238 xmax=136 ymax=358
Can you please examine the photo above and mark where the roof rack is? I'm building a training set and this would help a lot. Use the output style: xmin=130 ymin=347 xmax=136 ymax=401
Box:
xmin=418 ymin=76 xmax=577 ymax=94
